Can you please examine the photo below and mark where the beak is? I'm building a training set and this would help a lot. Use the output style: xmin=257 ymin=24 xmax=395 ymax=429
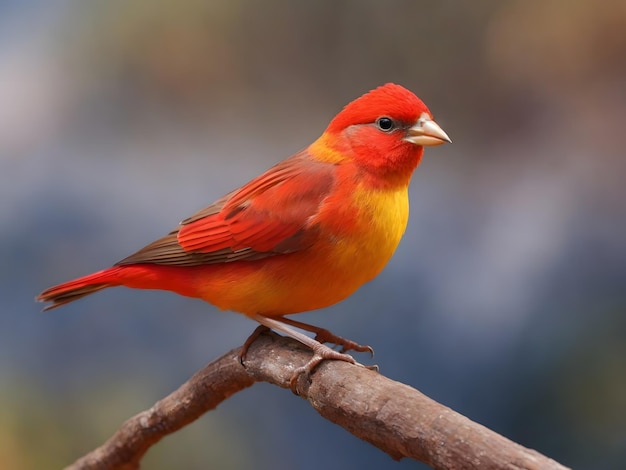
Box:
xmin=404 ymin=112 xmax=451 ymax=146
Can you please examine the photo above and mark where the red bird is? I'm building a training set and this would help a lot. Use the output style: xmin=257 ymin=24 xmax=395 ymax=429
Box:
xmin=38 ymin=83 xmax=450 ymax=385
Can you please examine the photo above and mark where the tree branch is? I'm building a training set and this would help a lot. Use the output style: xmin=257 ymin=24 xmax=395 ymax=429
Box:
xmin=66 ymin=331 xmax=570 ymax=470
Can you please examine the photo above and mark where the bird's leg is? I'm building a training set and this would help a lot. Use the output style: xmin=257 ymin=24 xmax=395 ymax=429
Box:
xmin=249 ymin=314 xmax=364 ymax=393
xmin=276 ymin=316 xmax=374 ymax=356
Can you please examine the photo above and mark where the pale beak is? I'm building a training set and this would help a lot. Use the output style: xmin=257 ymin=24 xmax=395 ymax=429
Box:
xmin=404 ymin=112 xmax=451 ymax=146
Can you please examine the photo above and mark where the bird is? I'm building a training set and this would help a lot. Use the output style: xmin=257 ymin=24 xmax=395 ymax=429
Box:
xmin=37 ymin=83 xmax=450 ymax=388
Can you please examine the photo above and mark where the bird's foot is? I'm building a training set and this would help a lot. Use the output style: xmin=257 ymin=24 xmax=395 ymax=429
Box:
xmin=313 ymin=328 xmax=374 ymax=356
xmin=246 ymin=315 xmax=379 ymax=395
xmin=239 ymin=324 xmax=271 ymax=365
xmin=275 ymin=316 xmax=374 ymax=356
xmin=289 ymin=342 xmax=357 ymax=394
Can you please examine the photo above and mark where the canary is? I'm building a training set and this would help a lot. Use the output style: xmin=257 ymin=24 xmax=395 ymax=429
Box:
xmin=38 ymin=83 xmax=450 ymax=385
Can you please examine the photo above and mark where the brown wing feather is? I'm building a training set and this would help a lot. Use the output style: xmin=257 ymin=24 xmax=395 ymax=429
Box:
xmin=116 ymin=229 xmax=270 ymax=266
xmin=116 ymin=151 xmax=336 ymax=267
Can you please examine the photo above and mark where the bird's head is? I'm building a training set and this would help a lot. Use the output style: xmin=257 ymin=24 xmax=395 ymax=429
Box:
xmin=321 ymin=83 xmax=450 ymax=187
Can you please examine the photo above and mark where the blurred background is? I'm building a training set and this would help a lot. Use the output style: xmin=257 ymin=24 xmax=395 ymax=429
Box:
xmin=2 ymin=1 xmax=625 ymax=468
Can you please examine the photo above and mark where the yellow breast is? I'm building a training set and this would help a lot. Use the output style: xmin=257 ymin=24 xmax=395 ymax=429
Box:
xmin=327 ymin=182 xmax=409 ymax=286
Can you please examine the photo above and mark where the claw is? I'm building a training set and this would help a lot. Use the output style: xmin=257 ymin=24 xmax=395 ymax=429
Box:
xmin=239 ymin=325 xmax=271 ymax=365
xmin=288 ymin=344 xmax=356 ymax=394
xmin=276 ymin=316 xmax=375 ymax=356
xmin=313 ymin=328 xmax=374 ymax=356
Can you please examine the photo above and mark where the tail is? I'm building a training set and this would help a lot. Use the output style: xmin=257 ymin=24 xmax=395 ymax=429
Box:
xmin=37 ymin=267 xmax=125 ymax=311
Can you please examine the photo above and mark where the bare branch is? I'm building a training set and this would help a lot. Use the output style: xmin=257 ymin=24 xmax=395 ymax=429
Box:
xmin=66 ymin=347 xmax=254 ymax=470
xmin=66 ymin=331 xmax=570 ymax=470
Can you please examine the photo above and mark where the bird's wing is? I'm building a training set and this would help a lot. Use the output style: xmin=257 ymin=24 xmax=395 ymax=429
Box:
xmin=116 ymin=151 xmax=336 ymax=267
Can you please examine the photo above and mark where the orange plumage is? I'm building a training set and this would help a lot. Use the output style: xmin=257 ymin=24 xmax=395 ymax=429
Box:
xmin=37 ymin=83 xmax=450 ymax=381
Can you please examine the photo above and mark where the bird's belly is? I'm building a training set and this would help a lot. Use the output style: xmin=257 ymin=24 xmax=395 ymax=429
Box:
xmin=194 ymin=242 xmax=392 ymax=316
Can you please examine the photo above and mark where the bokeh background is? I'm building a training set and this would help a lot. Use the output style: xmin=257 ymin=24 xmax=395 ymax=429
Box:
xmin=2 ymin=1 xmax=625 ymax=469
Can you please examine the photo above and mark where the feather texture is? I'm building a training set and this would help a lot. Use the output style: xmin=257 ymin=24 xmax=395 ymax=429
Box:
xmin=116 ymin=151 xmax=335 ymax=267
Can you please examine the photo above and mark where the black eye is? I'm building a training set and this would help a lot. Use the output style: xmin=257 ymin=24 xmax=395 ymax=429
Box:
xmin=376 ymin=117 xmax=395 ymax=132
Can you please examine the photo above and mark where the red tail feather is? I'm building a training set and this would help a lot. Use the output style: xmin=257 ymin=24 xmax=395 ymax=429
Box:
xmin=37 ymin=267 xmax=124 ymax=311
